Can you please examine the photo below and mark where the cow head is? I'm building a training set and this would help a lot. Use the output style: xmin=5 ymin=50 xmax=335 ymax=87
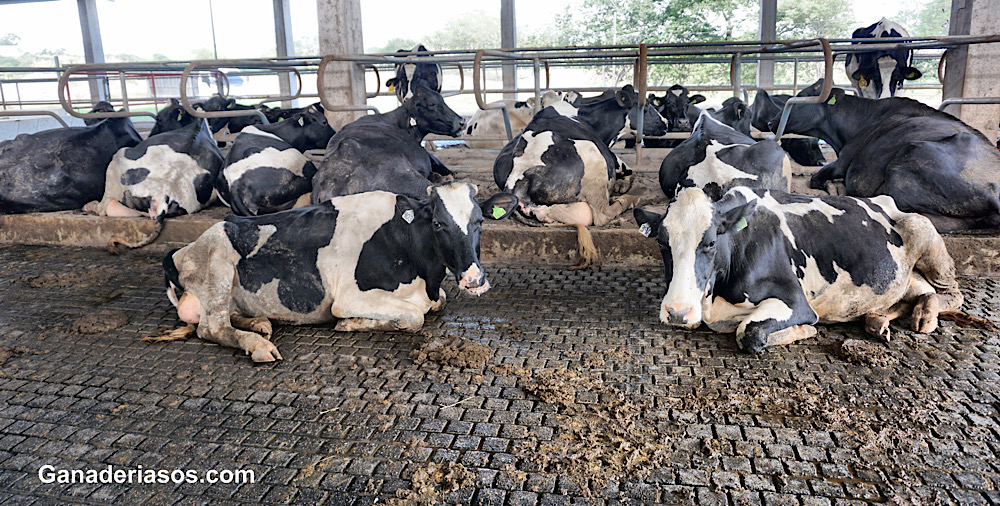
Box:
xmin=652 ymin=84 xmax=706 ymax=132
xmin=849 ymin=55 xmax=921 ymax=100
xmin=284 ymin=104 xmax=335 ymax=151
xmin=634 ymin=187 xmax=757 ymax=329
xmin=150 ymin=98 xmax=198 ymax=136
xmin=750 ymin=88 xmax=783 ymax=133
xmin=403 ymin=81 xmax=465 ymax=137
xmin=765 ymin=81 xmax=847 ymax=149
xmin=84 ymin=101 xmax=115 ymax=126
xmin=709 ymin=97 xmax=751 ymax=136
xmin=627 ymin=100 xmax=668 ymax=137
xmin=386 ymin=44 xmax=443 ymax=103
xmin=420 ymin=182 xmax=518 ymax=295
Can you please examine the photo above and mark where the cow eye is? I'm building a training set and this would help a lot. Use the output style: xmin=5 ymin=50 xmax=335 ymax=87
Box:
xmin=432 ymin=221 xmax=443 ymax=230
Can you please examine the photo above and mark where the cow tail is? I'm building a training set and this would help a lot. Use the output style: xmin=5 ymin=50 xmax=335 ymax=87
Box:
xmin=569 ymin=224 xmax=598 ymax=270
xmin=107 ymin=213 xmax=166 ymax=255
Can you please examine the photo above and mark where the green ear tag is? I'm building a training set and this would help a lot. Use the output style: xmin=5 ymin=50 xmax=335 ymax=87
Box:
xmin=827 ymin=95 xmax=837 ymax=105
xmin=491 ymin=206 xmax=506 ymax=219
xmin=734 ymin=217 xmax=748 ymax=232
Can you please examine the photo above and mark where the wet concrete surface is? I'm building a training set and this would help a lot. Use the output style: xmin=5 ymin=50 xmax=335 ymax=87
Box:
xmin=0 ymin=245 xmax=999 ymax=504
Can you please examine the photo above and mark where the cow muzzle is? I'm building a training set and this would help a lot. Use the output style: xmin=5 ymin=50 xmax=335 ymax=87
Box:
xmin=661 ymin=301 xmax=699 ymax=328
xmin=458 ymin=265 xmax=490 ymax=296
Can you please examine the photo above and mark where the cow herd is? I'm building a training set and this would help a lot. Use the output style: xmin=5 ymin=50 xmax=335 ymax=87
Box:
xmin=0 ymin=30 xmax=998 ymax=361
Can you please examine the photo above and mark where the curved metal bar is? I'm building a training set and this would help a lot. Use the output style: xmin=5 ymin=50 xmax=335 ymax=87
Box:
xmin=318 ymin=55 xmax=381 ymax=115
xmin=0 ymin=110 xmax=70 ymax=128
xmin=441 ymin=63 xmax=466 ymax=98
xmin=57 ymin=64 xmax=164 ymax=121
xmin=774 ymin=39 xmax=833 ymax=140
xmin=938 ymin=96 xmax=1000 ymax=112
xmin=472 ymin=50 xmax=512 ymax=139
xmin=179 ymin=61 xmax=269 ymax=124
xmin=937 ymin=52 xmax=947 ymax=85
xmin=365 ymin=65 xmax=381 ymax=99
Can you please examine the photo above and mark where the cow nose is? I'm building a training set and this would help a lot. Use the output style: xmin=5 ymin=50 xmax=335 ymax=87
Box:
xmin=459 ymin=265 xmax=490 ymax=296
xmin=739 ymin=335 xmax=767 ymax=355
xmin=661 ymin=302 xmax=694 ymax=325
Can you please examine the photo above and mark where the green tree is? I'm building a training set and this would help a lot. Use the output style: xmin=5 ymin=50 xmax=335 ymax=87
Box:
xmin=294 ymin=36 xmax=319 ymax=56
xmin=775 ymin=0 xmax=855 ymax=39
xmin=898 ymin=0 xmax=950 ymax=36
xmin=425 ymin=11 xmax=501 ymax=50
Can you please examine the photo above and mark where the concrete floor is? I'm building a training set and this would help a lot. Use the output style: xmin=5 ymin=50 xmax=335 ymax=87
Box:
xmin=1 ymin=245 xmax=999 ymax=504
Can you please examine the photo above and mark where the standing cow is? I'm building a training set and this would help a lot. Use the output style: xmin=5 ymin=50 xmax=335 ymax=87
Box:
xmin=846 ymin=18 xmax=922 ymax=100
xmin=493 ymin=85 xmax=657 ymax=269
xmin=0 ymin=117 xmax=141 ymax=214
xmin=659 ymin=109 xmax=790 ymax=199
xmin=780 ymin=84 xmax=1000 ymax=232
xmin=634 ymin=187 xmax=963 ymax=353
xmin=218 ymin=104 xmax=335 ymax=216
xmin=162 ymin=182 xmax=517 ymax=362
xmin=311 ymin=80 xmax=464 ymax=201
xmin=85 ymin=118 xmax=224 ymax=251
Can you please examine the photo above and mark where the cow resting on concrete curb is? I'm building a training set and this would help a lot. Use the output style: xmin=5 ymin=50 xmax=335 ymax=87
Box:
xmin=493 ymin=85 xmax=659 ymax=269
xmin=157 ymin=182 xmax=518 ymax=362
xmin=634 ymin=187 xmax=963 ymax=354
xmin=84 ymin=118 xmax=224 ymax=253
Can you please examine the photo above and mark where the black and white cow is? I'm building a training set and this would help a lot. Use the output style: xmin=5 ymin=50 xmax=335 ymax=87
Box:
xmin=84 ymin=118 xmax=224 ymax=251
xmin=0 ymin=117 xmax=141 ymax=214
xmin=385 ymin=44 xmax=442 ymax=102
xmin=634 ymin=186 xmax=963 ymax=353
xmin=779 ymin=85 xmax=1000 ymax=232
xmin=750 ymin=88 xmax=827 ymax=166
xmin=649 ymin=84 xmax=706 ymax=132
xmin=659 ymin=109 xmax=790 ymax=199
xmin=311 ymin=80 xmax=464 ymax=202
xmin=846 ymin=18 xmax=922 ymax=100
xmin=218 ymin=104 xmax=335 ymax=216
xmin=150 ymin=98 xmax=198 ymax=136
xmin=149 ymin=96 xmax=262 ymax=137
xmin=83 ymin=101 xmax=115 ymax=126
xmin=462 ymin=90 xmax=573 ymax=149
xmin=162 ymin=182 xmax=517 ymax=361
xmin=493 ymin=86 xmax=652 ymax=269
xmin=257 ymin=102 xmax=323 ymax=123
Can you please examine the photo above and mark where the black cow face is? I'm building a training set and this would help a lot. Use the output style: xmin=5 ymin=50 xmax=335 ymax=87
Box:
xmin=405 ymin=82 xmax=465 ymax=137
xmin=287 ymin=105 xmax=335 ymax=151
xmin=386 ymin=44 xmax=443 ymax=102
xmin=634 ymin=188 xmax=756 ymax=328
xmin=709 ymin=97 xmax=751 ymax=136
xmin=654 ymin=85 xmax=706 ymax=132
xmin=424 ymin=183 xmax=517 ymax=295
xmin=150 ymin=98 xmax=198 ymax=136
xmin=768 ymin=87 xmax=845 ymax=140
xmin=84 ymin=101 xmax=115 ymax=126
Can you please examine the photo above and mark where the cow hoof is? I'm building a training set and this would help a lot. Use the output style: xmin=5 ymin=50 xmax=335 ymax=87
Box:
xmin=911 ymin=294 xmax=940 ymax=334
xmin=249 ymin=318 xmax=272 ymax=339
xmin=248 ymin=340 xmax=282 ymax=362
xmin=864 ymin=314 xmax=892 ymax=342
xmin=82 ymin=201 xmax=100 ymax=215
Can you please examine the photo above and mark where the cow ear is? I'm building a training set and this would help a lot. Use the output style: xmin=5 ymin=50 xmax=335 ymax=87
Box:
xmin=480 ymin=192 xmax=518 ymax=220
xmin=169 ymin=98 xmax=179 ymax=106
xmin=716 ymin=195 xmax=758 ymax=235
xmin=297 ymin=115 xmax=305 ymax=127
xmin=526 ymin=97 xmax=536 ymax=108
xmin=615 ymin=90 xmax=633 ymax=108
xmin=689 ymin=94 xmax=707 ymax=105
xmin=826 ymin=88 xmax=845 ymax=106
xmin=903 ymin=67 xmax=922 ymax=80
xmin=633 ymin=208 xmax=663 ymax=238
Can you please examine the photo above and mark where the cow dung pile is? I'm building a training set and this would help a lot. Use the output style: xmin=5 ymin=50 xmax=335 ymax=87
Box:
xmin=15 ymin=267 xmax=118 ymax=289
xmin=837 ymin=338 xmax=899 ymax=368
xmin=67 ymin=309 xmax=130 ymax=334
xmin=515 ymin=367 xmax=671 ymax=496
xmin=388 ymin=461 xmax=475 ymax=506
xmin=0 ymin=344 xmax=32 ymax=368
xmin=408 ymin=336 xmax=493 ymax=369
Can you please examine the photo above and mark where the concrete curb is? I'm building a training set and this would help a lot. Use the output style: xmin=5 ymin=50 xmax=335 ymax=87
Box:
xmin=1 ymin=211 xmax=997 ymax=275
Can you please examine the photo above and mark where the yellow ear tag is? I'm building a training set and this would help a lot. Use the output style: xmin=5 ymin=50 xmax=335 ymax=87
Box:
xmin=387 ymin=83 xmax=395 ymax=93
xmin=491 ymin=206 xmax=506 ymax=219
xmin=858 ymin=76 xmax=868 ymax=87
xmin=734 ymin=217 xmax=748 ymax=232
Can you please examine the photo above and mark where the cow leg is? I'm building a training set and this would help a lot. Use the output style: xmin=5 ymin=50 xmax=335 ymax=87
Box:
xmin=864 ymin=302 xmax=912 ymax=342
xmin=428 ymin=288 xmax=447 ymax=312
xmin=293 ymin=192 xmax=312 ymax=209
xmin=104 ymin=199 xmax=146 ymax=218
xmin=825 ymin=181 xmax=847 ymax=196
xmin=736 ymin=297 xmax=817 ymax=354
xmin=195 ymin=261 xmax=282 ymax=362
xmin=809 ymin=161 xmax=847 ymax=190
xmin=911 ymin=293 xmax=941 ymax=334
xmin=900 ymin=214 xmax=964 ymax=312
xmin=230 ymin=315 xmax=272 ymax=340
xmin=332 ymin=296 xmax=426 ymax=332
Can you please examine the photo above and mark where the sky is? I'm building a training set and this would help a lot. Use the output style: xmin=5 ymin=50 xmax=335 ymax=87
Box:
xmin=0 ymin=0 xmax=927 ymax=61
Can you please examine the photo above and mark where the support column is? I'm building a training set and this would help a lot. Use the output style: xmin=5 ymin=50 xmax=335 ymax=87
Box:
xmin=943 ymin=0 xmax=1000 ymax=144
xmin=273 ymin=0 xmax=295 ymax=108
xmin=501 ymin=0 xmax=516 ymax=99
xmin=756 ymin=0 xmax=777 ymax=92
xmin=317 ymin=0 xmax=365 ymax=128
xmin=77 ymin=0 xmax=107 ymax=104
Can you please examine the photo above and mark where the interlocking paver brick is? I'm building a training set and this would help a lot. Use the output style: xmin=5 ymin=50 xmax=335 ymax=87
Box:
xmin=0 ymin=246 xmax=997 ymax=505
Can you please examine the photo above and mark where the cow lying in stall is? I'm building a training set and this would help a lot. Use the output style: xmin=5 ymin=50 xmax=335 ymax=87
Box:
xmin=634 ymin=186 xmax=963 ymax=353
xmin=750 ymin=88 xmax=827 ymax=166
xmin=83 ymin=118 xmax=224 ymax=252
xmin=462 ymin=90 xmax=574 ymax=149
xmin=493 ymin=85 xmax=663 ymax=269
xmin=777 ymin=83 xmax=1000 ymax=232
xmin=149 ymin=96 xmax=263 ymax=137
xmin=659 ymin=107 xmax=790 ymax=199
xmin=160 ymin=182 xmax=517 ymax=362
xmin=218 ymin=104 xmax=334 ymax=216
xmin=0 ymin=114 xmax=141 ymax=214
xmin=311 ymin=79 xmax=464 ymax=201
